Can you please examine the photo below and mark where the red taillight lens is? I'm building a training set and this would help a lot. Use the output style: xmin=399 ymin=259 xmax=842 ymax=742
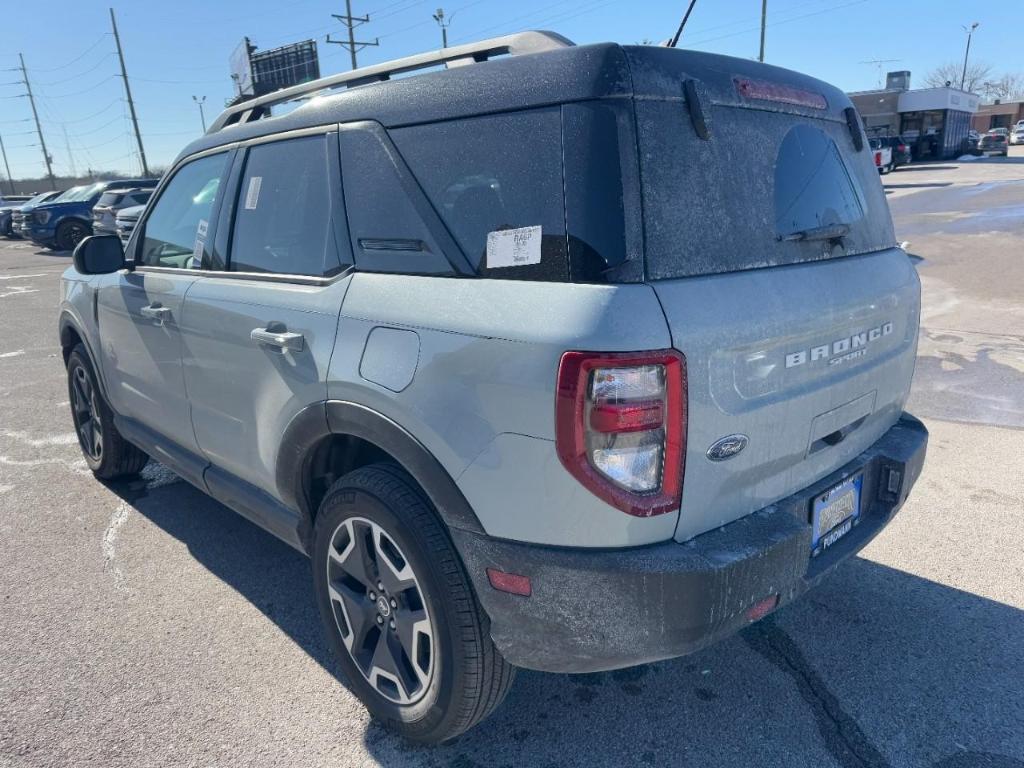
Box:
xmin=555 ymin=350 xmax=687 ymax=517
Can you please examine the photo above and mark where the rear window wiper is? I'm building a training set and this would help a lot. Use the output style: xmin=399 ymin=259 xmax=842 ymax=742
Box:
xmin=778 ymin=223 xmax=850 ymax=242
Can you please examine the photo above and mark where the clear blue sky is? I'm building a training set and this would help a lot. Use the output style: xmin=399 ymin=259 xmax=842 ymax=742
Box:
xmin=0 ymin=0 xmax=1017 ymax=181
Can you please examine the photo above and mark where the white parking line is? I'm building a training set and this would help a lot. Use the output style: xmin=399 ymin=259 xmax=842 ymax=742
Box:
xmin=0 ymin=349 xmax=25 ymax=359
xmin=0 ymin=273 xmax=47 ymax=280
xmin=0 ymin=287 xmax=39 ymax=299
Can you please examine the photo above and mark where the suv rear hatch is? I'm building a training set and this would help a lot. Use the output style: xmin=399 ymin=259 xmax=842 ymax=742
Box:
xmin=624 ymin=48 xmax=920 ymax=542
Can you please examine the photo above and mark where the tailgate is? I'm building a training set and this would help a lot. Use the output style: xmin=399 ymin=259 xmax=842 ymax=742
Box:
xmin=623 ymin=48 xmax=920 ymax=541
xmin=654 ymin=249 xmax=919 ymax=541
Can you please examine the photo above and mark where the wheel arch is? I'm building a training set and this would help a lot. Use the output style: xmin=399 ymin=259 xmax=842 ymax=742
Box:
xmin=58 ymin=311 xmax=110 ymax=400
xmin=279 ymin=401 xmax=486 ymax=551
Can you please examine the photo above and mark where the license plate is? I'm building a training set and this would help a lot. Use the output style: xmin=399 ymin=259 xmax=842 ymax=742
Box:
xmin=811 ymin=473 xmax=862 ymax=556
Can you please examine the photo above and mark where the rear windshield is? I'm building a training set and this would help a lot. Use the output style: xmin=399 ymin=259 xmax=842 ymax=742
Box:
xmin=634 ymin=102 xmax=897 ymax=279
xmin=775 ymin=124 xmax=865 ymax=240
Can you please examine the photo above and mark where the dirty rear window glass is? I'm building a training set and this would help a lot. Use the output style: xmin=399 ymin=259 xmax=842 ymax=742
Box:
xmin=774 ymin=124 xmax=865 ymax=240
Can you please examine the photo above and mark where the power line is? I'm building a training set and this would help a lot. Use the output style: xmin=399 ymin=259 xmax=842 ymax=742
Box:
xmin=30 ymin=34 xmax=112 ymax=73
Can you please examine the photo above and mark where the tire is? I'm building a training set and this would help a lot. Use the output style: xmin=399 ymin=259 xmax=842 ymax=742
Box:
xmin=66 ymin=344 xmax=149 ymax=480
xmin=312 ymin=463 xmax=515 ymax=744
xmin=55 ymin=219 xmax=90 ymax=252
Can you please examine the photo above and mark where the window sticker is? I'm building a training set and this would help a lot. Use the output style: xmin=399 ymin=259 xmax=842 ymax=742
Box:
xmin=244 ymin=176 xmax=263 ymax=210
xmin=192 ymin=238 xmax=205 ymax=261
xmin=486 ymin=226 xmax=542 ymax=269
xmin=196 ymin=219 xmax=208 ymax=239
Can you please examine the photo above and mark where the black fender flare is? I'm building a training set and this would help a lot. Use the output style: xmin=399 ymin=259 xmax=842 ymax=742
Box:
xmin=58 ymin=309 xmax=111 ymax=402
xmin=277 ymin=400 xmax=486 ymax=548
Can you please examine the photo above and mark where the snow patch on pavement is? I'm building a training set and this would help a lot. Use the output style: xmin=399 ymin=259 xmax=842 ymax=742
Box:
xmin=0 ymin=430 xmax=78 ymax=447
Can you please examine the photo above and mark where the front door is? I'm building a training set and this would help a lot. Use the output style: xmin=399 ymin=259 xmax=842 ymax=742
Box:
xmin=96 ymin=150 xmax=233 ymax=457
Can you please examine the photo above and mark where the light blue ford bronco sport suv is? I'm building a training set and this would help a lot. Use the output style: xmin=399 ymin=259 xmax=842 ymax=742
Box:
xmin=59 ymin=32 xmax=927 ymax=743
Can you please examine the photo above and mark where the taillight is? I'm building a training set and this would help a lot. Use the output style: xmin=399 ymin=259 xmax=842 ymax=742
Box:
xmin=874 ymin=151 xmax=882 ymax=166
xmin=555 ymin=350 xmax=686 ymax=517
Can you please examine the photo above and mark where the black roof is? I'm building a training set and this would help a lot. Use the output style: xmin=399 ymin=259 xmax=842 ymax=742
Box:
xmin=175 ymin=40 xmax=854 ymax=165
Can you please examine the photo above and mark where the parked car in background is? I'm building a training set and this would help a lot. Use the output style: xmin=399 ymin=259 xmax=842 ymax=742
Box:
xmin=22 ymin=178 xmax=159 ymax=250
xmin=869 ymin=136 xmax=910 ymax=169
xmin=0 ymin=194 xmax=35 ymax=237
xmin=872 ymin=141 xmax=894 ymax=173
xmin=978 ymin=131 xmax=1009 ymax=156
xmin=114 ymin=203 xmax=145 ymax=245
xmin=61 ymin=32 xmax=927 ymax=743
xmin=1010 ymin=123 xmax=1024 ymax=146
xmin=92 ymin=187 xmax=154 ymax=236
xmin=7 ymin=190 xmax=63 ymax=238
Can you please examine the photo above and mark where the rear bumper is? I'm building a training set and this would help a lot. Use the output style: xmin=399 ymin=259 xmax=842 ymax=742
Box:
xmin=452 ymin=413 xmax=927 ymax=673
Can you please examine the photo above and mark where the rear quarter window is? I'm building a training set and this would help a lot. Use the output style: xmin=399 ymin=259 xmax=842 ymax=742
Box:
xmin=390 ymin=108 xmax=568 ymax=281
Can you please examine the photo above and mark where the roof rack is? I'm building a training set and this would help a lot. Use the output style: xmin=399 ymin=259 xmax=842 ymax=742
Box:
xmin=208 ymin=30 xmax=574 ymax=134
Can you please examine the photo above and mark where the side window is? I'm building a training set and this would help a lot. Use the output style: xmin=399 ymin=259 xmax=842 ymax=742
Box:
xmin=140 ymin=153 xmax=228 ymax=268
xmin=390 ymin=108 xmax=567 ymax=281
xmin=229 ymin=134 xmax=339 ymax=277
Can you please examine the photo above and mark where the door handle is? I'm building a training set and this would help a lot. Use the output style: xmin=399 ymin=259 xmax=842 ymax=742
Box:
xmin=251 ymin=326 xmax=304 ymax=352
xmin=140 ymin=303 xmax=172 ymax=324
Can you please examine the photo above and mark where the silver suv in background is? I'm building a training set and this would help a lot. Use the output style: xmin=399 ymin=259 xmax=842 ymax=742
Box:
xmin=114 ymin=204 xmax=146 ymax=245
xmin=91 ymin=187 xmax=155 ymax=237
xmin=59 ymin=33 xmax=928 ymax=743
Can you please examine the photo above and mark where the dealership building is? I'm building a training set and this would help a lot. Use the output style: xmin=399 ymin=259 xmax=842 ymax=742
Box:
xmin=972 ymin=100 xmax=1024 ymax=132
xmin=848 ymin=71 xmax=980 ymax=160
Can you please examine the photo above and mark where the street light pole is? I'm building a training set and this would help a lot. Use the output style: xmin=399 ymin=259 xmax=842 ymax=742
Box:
xmin=193 ymin=95 xmax=207 ymax=133
xmin=960 ymin=22 xmax=979 ymax=91
xmin=433 ymin=8 xmax=452 ymax=49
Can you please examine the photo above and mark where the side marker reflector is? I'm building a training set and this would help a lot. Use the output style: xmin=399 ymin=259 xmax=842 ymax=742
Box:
xmin=487 ymin=568 xmax=532 ymax=597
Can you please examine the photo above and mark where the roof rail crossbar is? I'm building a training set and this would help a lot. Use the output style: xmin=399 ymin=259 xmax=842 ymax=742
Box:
xmin=208 ymin=30 xmax=574 ymax=134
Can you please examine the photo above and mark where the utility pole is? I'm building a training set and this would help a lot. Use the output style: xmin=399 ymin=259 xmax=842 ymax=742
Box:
xmin=960 ymin=22 xmax=979 ymax=91
xmin=0 ymin=132 xmax=15 ymax=194
xmin=110 ymin=8 xmax=150 ymax=177
xmin=757 ymin=0 xmax=765 ymax=62
xmin=18 ymin=53 xmax=56 ymax=188
xmin=326 ymin=0 xmax=378 ymax=71
xmin=433 ymin=8 xmax=452 ymax=49
xmin=193 ymin=95 xmax=207 ymax=133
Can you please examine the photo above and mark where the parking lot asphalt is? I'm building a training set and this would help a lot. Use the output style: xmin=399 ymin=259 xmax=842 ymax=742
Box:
xmin=1 ymin=151 xmax=1023 ymax=768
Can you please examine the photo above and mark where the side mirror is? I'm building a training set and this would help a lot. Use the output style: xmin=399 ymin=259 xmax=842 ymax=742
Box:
xmin=73 ymin=235 xmax=125 ymax=275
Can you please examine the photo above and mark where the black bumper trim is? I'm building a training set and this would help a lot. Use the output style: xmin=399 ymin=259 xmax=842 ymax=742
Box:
xmin=451 ymin=413 xmax=928 ymax=673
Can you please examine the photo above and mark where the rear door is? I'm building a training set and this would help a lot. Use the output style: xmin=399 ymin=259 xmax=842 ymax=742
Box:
xmin=626 ymin=52 xmax=920 ymax=542
xmin=180 ymin=128 xmax=351 ymax=499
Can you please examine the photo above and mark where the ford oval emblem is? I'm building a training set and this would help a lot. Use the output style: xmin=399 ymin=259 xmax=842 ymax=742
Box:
xmin=707 ymin=434 xmax=749 ymax=462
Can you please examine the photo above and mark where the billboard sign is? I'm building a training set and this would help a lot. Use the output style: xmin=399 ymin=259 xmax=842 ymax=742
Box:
xmin=250 ymin=40 xmax=320 ymax=97
xmin=229 ymin=37 xmax=255 ymax=97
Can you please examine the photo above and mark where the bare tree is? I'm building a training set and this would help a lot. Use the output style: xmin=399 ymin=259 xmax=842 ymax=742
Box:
xmin=980 ymin=73 xmax=1024 ymax=102
xmin=923 ymin=61 xmax=992 ymax=92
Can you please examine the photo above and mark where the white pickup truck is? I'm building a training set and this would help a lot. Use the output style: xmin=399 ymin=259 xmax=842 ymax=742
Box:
xmin=869 ymin=139 xmax=894 ymax=174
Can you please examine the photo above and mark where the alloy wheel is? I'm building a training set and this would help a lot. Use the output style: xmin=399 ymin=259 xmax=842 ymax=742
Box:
xmin=326 ymin=516 xmax=434 ymax=705
xmin=70 ymin=364 xmax=102 ymax=461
